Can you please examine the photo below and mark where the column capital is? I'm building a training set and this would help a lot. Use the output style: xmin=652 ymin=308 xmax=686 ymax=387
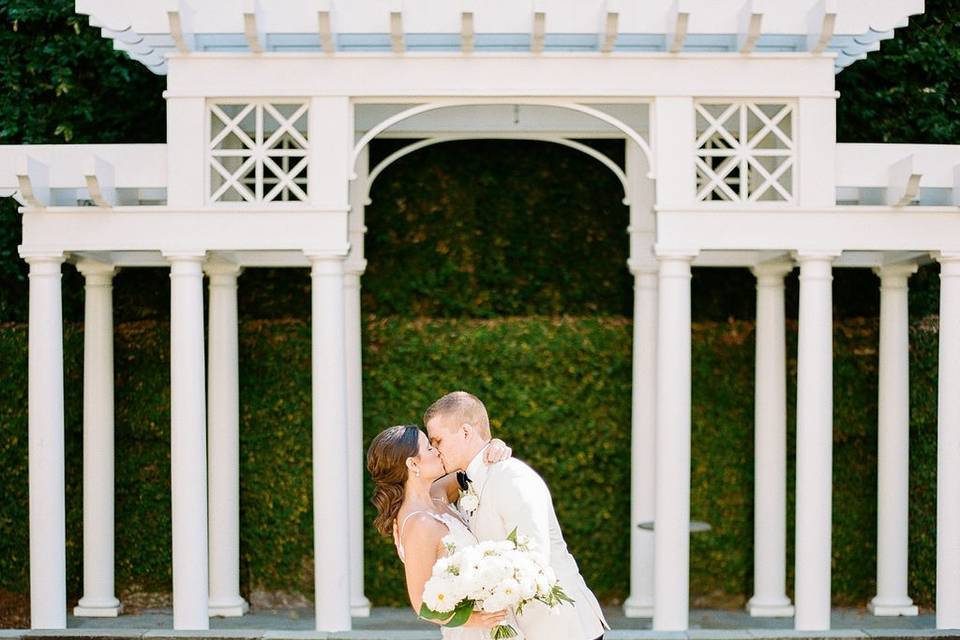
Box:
xmin=791 ymin=250 xmax=842 ymax=263
xmin=627 ymin=258 xmax=658 ymax=276
xmin=873 ymin=262 xmax=919 ymax=285
xmin=933 ymin=252 xmax=960 ymax=276
xmin=75 ymin=260 xmax=117 ymax=281
xmin=751 ymin=260 xmax=794 ymax=281
xmin=163 ymin=250 xmax=207 ymax=263
xmin=19 ymin=248 xmax=65 ymax=265
xmin=654 ymin=246 xmax=699 ymax=261
xmin=344 ymin=259 xmax=368 ymax=277
xmin=203 ymin=261 xmax=243 ymax=279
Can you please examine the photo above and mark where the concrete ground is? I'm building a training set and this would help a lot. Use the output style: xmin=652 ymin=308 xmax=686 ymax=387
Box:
xmin=1 ymin=607 xmax=953 ymax=640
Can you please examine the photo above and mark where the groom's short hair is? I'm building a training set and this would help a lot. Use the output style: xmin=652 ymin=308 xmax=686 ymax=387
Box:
xmin=423 ymin=391 xmax=491 ymax=439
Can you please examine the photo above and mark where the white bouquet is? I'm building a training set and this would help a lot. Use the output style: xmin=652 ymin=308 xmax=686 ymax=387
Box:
xmin=419 ymin=528 xmax=574 ymax=639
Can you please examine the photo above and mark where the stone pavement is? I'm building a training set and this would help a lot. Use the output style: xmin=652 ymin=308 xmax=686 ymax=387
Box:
xmin=0 ymin=607 xmax=954 ymax=640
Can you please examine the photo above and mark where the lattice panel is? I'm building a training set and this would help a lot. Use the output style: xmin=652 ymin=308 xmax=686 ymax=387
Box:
xmin=695 ymin=102 xmax=795 ymax=203
xmin=209 ymin=102 xmax=309 ymax=203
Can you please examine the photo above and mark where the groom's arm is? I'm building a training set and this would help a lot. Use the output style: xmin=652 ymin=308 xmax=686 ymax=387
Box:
xmin=493 ymin=464 xmax=553 ymax=563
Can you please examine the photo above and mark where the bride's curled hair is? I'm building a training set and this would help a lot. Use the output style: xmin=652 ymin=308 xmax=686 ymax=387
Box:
xmin=367 ymin=424 xmax=420 ymax=536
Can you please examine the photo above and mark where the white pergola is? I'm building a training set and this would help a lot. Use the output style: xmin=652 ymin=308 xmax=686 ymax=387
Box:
xmin=3 ymin=0 xmax=959 ymax=634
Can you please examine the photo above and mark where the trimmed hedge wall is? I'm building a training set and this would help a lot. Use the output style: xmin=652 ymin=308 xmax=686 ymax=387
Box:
xmin=0 ymin=315 xmax=938 ymax=609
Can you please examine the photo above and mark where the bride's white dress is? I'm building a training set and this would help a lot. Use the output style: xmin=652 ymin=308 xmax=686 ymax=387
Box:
xmin=395 ymin=503 xmax=523 ymax=640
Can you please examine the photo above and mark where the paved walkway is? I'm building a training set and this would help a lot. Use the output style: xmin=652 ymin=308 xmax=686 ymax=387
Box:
xmin=1 ymin=607 xmax=953 ymax=640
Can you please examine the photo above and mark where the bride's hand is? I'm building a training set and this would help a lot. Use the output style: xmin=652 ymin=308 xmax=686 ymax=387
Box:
xmin=461 ymin=609 xmax=508 ymax=628
xmin=484 ymin=438 xmax=512 ymax=464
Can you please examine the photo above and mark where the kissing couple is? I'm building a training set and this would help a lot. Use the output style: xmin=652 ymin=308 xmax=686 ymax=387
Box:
xmin=367 ymin=390 xmax=609 ymax=640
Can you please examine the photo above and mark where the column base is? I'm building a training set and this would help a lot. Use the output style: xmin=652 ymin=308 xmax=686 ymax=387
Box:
xmin=73 ymin=597 xmax=123 ymax=617
xmin=351 ymin=596 xmax=371 ymax=617
xmin=747 ymin=596 xmax=795 ymax=617
xmin=623 ymin=596 xmax=654 ymax=618
xmin=209 ymin=596 xmax=250 ymax=618
xmin=868 ymin=597 xmax=918 ymax=617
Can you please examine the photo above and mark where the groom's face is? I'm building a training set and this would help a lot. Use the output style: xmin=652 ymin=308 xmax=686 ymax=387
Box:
xmin=426 ymin=415 xmax=465 ymax=472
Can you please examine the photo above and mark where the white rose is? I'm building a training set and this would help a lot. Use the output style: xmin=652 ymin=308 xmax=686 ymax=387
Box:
xmin=459 ymin=492 xmax=480 ymax=512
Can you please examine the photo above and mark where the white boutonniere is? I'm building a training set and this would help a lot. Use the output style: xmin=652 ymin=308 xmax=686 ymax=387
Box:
xmin=458 ymin=486 xmax=480 ymax=515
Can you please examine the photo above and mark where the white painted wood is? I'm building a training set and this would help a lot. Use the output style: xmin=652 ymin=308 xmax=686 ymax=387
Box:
xmin=365 ymin=135 xmax=630 ymax=205
xmin=16 ymin=156 xmax=49 ymax=209
xmin=317 ymin=10 xmax=334 ymax=53
xmin=166 ymin=252 xmax=210 ymax=631
xmin=836 ymin=144 xmax=960 ymax=189
xmin=888 ymin=155 xmax=922 ymax=207
xmin=20 ymin=209 xmax=348 ymax=254
xmin=164 ymin=55 xmax=838 ymax=99
xmin=166 ymin=0 xmax=195 ymax=53
xmin=73 ymin=261 xmax=122 ymax=619
xmin=869 ymin=262 xmax=919 ymax=618
xmin=346 ymin=147 xmax=370 ymax=618
xmin=166 ymin=98 xmax=206 ymax=209
xmin=624 ymin=266 xmax=656 ymax=618
xmin=806 ymin=0 xmax=837 ymax=55
xmin=747 ymin=260 xmax=794 ymax=618
xmin=531 ymin=11 xmax=546 ymax=53
xmin=206 ymin=261 xmax=249 ymax=618
xmin=390 ymin=11 xmax=404 ymax=53
xmin=23 ymin=252 xmax=67 ymax=630
xmin=652 ymin=97 xmax=694 ymax=206
xmin=310 ymin=97 xmax=353 ymax=213
xmin=797 ymin=97 xmax=836 ymax=208
xmin=600 ymin=8 xmax=618 ymax=53
xmin=461 ymin=11 xmax=474 ymax=53
xmin=242 ymin=0 xmax=265 ymax=53
xmin=936 ymin=252 xmax=960 ymax=630
xmin=667 ymin=0 xmax=690 ymax=53
xmin=83 ymin=155 xmax=116 ymax=208
xmin=307 ymin=253 xmax=352 ymax=632
xmin=954 ymin=165 xmax=960 ymax=206
xmin=738 ymin=0 xmax=764 ymax=54
xmin=654 ymin=208 xmax=960 ymax=253
xmin=793 ymin=251 xmax=837 ymax=631
xmin=653 ymin=250 xmax=696 ymax=631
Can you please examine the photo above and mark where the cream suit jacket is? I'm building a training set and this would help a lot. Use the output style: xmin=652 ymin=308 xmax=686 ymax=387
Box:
xmin=462 ymin=453 xmax=609 ymax=640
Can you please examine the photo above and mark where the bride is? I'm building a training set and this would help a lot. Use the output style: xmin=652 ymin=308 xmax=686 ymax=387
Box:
xmin=367 ymin=424 xmax=521 ymax=638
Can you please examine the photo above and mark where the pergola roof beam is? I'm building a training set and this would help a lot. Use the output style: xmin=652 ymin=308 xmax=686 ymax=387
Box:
xmin=532 ymin=11 xmax=546 ymax=54
xmin=390 ymin=8 xmax=404 ymax=54
xmin=738 ymin=0 xmax=764 ymax=54
xmin=461 ymin=11 xmax=474 ymax=53
xmin=242 ymin=0 xmax=265 ymax=54
xmin=807 ymin=0 xmax=837 ymax=55
xmin=666 ymin=0 xmax=690 ymax=54
xmin=166 ymin=0 xmax=195 ymax=54
xmin=309 ymin=0 xmax=335 ymax=53
xmin=83 ymin=156 xmax=116 ymax=209
xmin=887 ymin=155 xmax=922 ymax=207
xmin=16 ymin=157 xmax=49 ymax=209
xmin=600 ymin=1 xmax=619 ymax=54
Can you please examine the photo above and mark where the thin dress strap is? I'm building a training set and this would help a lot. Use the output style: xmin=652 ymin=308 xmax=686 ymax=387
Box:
xmin=395 ymin=510 xmax=448 ymax=562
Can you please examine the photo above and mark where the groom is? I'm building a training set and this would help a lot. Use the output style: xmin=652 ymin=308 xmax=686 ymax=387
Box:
xmin=424 ymin=391 xmax=609 ymax=640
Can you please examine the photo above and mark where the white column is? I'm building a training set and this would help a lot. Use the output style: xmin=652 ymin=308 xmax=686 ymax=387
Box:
xmin=869 ymin=263 xmax=918 ymax=617
xmin=346 ymin=145 xmax=371 ymax=617
xmin=74 ymin=261 xmax=122 ymax=618
xmin=308 ymin=253 xmax=352 ymax=632
xmin=747 ymin=261 xmax=794 ymax=618
xmin=793 ymin=252 xmax=837 ymax=631
xmin=205 ymin=261 xmax=249 ymax=617
xmin=166 ymin=252 xmax=210 ymax=630
xmin=653 ymin=251 xmax=695 ymax=631
xmin=936 ymin=253 xmax=960 ymax=630
xmin=24 ymin=252 xmax=67 ymax=630
xmin=624 ymin=265 xmax=657 ymax=618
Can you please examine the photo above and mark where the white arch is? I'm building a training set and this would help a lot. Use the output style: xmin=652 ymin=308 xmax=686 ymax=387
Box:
xmin=363 ymin=134 xmax=632 ymax=206
xmin=351 ymin=99 xmax=655 ymax=180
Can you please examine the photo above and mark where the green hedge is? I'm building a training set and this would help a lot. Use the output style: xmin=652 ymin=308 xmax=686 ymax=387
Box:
xmin=0 ymin=315 xmax=939 ymax=609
